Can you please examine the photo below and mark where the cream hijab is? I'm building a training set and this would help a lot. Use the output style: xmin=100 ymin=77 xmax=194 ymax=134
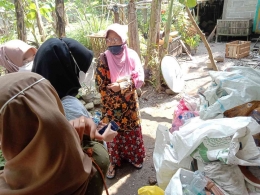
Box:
xmin=0 ymin=72 xmax=94 ymax=194
xmin=0 ymin=40 xmax=37 ymax=73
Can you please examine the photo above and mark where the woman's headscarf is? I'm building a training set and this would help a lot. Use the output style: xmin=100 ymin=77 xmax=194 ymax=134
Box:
xmin=0 ymin=40 xmax=37 ymax=73
xmin=32 ymin=38 xmax=93 ymax=99
xmin=104 ymin=23 xmax=144 ymax=88
xmin=0 ymin=72 xmax=94 ymax=194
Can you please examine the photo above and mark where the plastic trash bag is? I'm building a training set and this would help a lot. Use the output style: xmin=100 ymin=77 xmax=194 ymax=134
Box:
xmin=138 ymin=186 xmax=164 ymax=195
xmin=170 ymin=95 xmax=199 ymax=133
xmin=199 ymin=66 xmax=260 ymax=120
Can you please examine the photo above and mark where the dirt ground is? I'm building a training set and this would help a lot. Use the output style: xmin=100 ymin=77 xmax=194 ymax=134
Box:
xmin=102 ymin=41 xmax=258 ymax=195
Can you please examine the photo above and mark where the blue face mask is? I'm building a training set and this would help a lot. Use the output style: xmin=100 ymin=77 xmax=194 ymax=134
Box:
xmin=108 ymin=45 xmax=124 ymax=55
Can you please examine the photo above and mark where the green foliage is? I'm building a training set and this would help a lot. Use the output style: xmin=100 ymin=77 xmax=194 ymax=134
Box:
xmin=24 ymin=0 xmax=55 ymax=44
xmin=66 ymin=25 xmax=92 ymax=49
xmin=139 ymin=33 xmax=147 ymax=64
xmin=0 ymin=0 xmax=16 ymax=43
xmin=172 ymin=1 xmax=200 ymax=49
xmin=186 ymin=0 xmax=197 ymax=8
xmin=179 ymin=0 xmax=197 ymax=8
xmin=185 ymin=34 xmax=200 ymax=49
xmin=147 ymin=48 xmax=160 ymax=87
xmin=65 ymin=0 xmax=111 ymax=48
xmin=0 ymin=32 xmax=16 ymax=45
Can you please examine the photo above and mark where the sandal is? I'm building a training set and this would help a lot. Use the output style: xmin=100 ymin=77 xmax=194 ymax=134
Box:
xmin=106 ymin=163 xmax=116 ymax=179
xmin=132 ymin=163 xmax=143 ymax=169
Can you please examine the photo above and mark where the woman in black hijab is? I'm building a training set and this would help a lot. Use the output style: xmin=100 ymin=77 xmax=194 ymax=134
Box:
xmin=32 ymin=38 xmax=116 ymax=195
xmin=32 ymin=37 xmax=93 ymax=99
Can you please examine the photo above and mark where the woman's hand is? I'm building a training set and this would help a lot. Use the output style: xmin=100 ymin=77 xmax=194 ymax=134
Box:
xmin=99 ymin=123 xmax=118 ymax=142
xmin=97 ymin=122 xmax=106 ymax=131
xmin=107 ymin=82 xmax=120 ymax=92
xmin=69 ymin=117 xmax=118 ymax=142
xmin=69 ymin=116 xmax=96 ymax=141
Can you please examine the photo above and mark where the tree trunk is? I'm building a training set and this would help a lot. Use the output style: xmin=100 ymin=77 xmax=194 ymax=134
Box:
xmin=119 ymin=0 xmax=126 ymax=24
xmin=185 ymin=6 xmax=218 ymax=71
xmin=128 ymin=0 xmax=140 ymax=57
xmin=34 ymin=0 xmax=45 ymax=42
xmin=144 ymin=0 xmax=162 ymax=69
xmin=55 ymin=0 xmax=66 ymax=38
xmin=14 ymin=0 xmax=27 ymax=42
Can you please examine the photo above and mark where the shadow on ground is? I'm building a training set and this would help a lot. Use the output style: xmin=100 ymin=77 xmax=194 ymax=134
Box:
xmin=102 ymin=134 xmax=156 ymax=195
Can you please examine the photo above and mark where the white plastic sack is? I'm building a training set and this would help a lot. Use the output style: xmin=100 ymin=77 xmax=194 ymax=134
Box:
xmin=204 ymin=162 xmax=248 ymax=195
xmin=173 ymin=116 xmax=260 ymax=165
xmin=199 ymin=66 xmax=260 ymax=120
xmin=164 ymin=168 xmax=194 ymax=195
xmin=164 ymin=168 xmax=229 ymax=195
xmin=153 ymin=125 xmax=192 ymax=190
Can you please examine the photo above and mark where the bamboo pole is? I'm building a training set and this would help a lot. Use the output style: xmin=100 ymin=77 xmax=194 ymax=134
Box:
xmin=185 ymin=6 xmax=218 ymax=71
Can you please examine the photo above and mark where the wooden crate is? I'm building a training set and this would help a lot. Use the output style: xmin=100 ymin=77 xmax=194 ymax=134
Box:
xmin=168 ymin=36 xmax=182 ymax=57
xmin=225 ymin=40 xmax=251 ymax=59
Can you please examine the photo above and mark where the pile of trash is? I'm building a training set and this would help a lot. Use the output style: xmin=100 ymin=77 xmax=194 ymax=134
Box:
xmin=153 ymin=66 xmax=260 ymax=195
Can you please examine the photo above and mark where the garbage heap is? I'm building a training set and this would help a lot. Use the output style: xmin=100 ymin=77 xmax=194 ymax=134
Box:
xmin=154 ymin=66 xmax=260 ymax=195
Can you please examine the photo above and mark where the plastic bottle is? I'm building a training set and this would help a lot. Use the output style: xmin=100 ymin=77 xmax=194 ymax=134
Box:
xmin=92 ymin=111 xmax=102 ymax=126
xmin=186 ymin=171 xmax=207 ymax=195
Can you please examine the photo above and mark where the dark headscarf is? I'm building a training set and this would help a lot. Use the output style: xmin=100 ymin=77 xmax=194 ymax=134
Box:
xmin=32 ymin=38 xmax=93 ymax=99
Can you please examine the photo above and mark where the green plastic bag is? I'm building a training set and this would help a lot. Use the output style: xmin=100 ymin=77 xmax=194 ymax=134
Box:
xmin=138 ymin=186 xmax=164 ymax=195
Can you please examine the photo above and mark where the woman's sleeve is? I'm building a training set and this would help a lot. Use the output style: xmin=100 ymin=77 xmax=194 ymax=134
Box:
xmin=95 ymin=55 xmax=110 ymax=93
xmin=118 ymin=50 xmax=144 ymax=95
xmin=130 ymin=50 xmax=144 ymax=89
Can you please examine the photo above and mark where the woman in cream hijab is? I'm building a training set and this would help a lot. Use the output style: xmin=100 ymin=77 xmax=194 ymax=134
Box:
xmin=0 ymin=72 xmax=109 ymax=195
xmin=0 ymin=39 xmax=37 ymax=73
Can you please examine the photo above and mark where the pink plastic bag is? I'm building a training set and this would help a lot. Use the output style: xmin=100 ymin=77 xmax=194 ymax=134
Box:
xmin=170 ymin=96 xmax=199 ymax=133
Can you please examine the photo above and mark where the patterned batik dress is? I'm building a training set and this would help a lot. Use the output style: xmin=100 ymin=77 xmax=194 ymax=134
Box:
xmin=95 ymin=55 xmax=145 ymax=166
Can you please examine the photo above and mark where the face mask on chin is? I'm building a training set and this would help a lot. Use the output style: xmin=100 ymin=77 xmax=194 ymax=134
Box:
xmin=78 ymin=70 xmax=87 ymax=85
xmin=108 ymin=45 xmax=124 ymax=55
xmin=18 ymin=61 xmax=34 ymax=72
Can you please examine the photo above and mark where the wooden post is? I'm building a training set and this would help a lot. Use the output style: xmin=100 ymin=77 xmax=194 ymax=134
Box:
xmin=113 ymin=5 xmax=120 ymax=23
xmin=14 ymin=0 xmax=27 ymax=42
xmin=128 ymin=0 xmax=141 ymax=57
xmin=55 ymin=0 xmax=66 ymax=38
